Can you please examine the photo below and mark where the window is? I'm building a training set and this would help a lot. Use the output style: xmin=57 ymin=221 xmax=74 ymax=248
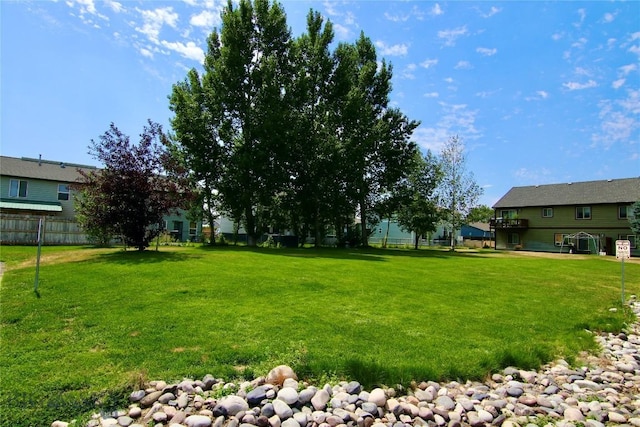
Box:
xmin=508 ymin=233 xmax=520 ymax=245
xmin=576 ymin=206 xmax=591 ymax=220
xmin=57 ymin=184 xmax=70 ymax=201
xmin=542 ymin=207 xmax=553 ymax=218
xmin=618 ymin=205 xmax=630 ymax=220
xmin=501 ymin=209 xmax=517 ymax=219
xmin=554 ymin=233 xmax=569 ymax=246
xmin=9 ymin=179 xmax=27 ymax=198
xmin=189 ymin=221 xmax=197 ymax=239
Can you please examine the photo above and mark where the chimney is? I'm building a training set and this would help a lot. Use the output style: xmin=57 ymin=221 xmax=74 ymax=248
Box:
xmin=39 ymin=154 xmax=42 ymax=166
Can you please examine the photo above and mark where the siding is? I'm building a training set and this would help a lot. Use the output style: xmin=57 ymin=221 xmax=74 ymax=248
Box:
xmin=1 ymin=177 xmax=77 ymax=219
xmin=495 ymin=203 xmax=637 ymax=255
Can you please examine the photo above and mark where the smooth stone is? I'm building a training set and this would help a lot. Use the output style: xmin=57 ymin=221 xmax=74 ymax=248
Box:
xmin=273 ymin=399 xmax=293 ymax=420
xmin=311 ymin=389 xmax=330 ymax=411
xmin=278 ymin=387 xmax=299 ymax=405
xmin=368 ymin=388 xmax=387 ymax=407
xmin=247 ymin=386 xmax=269 ymax=406
xmin=117 ymin=416 xmax=134 ymax=427
xmin=282 ymin=418 xmax=301 ymax=427
xmin=129 ymin=390 xmax=145 ymax=402
xmin=608 ymin=412 xmax=627 ymax=423
xmin=220 ymin=395 xmax=250 ymax=416
xmin=185 ymin=415 xmax=213 ymax=427
xmin=140 ymin=390 xmax=163 ymax=407
xmin=564 ymin=407 xmax=585 ymax=421
xmin=435 ymin=396 xmax=455 ymax=411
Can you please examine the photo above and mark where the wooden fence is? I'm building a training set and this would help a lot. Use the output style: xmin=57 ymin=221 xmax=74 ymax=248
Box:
xmin=0 ymin=213 xmax=90 ymax=245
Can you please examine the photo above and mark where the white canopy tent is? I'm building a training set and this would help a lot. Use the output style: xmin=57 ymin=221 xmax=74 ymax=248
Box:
xmin=559 ymin=231 xmax=601 ymax=254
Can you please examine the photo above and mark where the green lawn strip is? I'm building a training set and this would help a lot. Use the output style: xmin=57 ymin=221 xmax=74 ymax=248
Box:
xmin=0 ymin=246 xmax=637 ymax=426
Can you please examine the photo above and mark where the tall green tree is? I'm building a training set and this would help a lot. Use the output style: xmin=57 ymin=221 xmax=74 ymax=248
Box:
xmin=169 ymin=68 xmax=224 ymax=245
xmin=396 ymin=151 xmax=443 ymax=249
xmin=207 ymin=0 xmax=293 ymax=246
xmin=438 ymin=135 xmax=483 ymax=251
xmin=336 ymin=33 xmax=419 ymax=246
xmin=76 ymin=121 xmax=192 ymax=251
xmin=629 ymin=201 xmax=640 ymax=236
xmin=285 ymin=10 xmax=339 ymax=246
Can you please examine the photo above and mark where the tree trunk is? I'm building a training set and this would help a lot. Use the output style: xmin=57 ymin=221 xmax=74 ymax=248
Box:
xmin=414 ymin=233 xmax=419 ymax=250
xmin=359 ymin=195 xmax=368 ymax=247
xmin=383 ymin=217 xmax=391 ymax=249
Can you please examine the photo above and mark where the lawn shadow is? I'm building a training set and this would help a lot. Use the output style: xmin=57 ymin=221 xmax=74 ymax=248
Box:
xmin=196 ymin=244 xmax=495 ymax=262
xmin=94 ymin=249 xmax=200 ymax=265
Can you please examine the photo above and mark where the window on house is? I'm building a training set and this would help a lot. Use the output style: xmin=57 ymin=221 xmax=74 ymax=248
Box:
xmin=576 ymin=206 xmax=591 ymax=219
xmin=554 ymin=233 xmax=569 ymax=246
xmin=9 ymin=179 xmax=28 ymax=198
xmin=57 ymin=184 xmax=70 ymax=201
xmin=501 ymin=209 xmax=517 ymax=219
xmin=618 ymin=205 xmax=630 ymax=220
xmin=189 ymin=221 xmax=197 ymax=239
xmin=508 ymin=233 xmax=520 ymax=245
xmin=542 ymin=207 xmax=553 ymax=218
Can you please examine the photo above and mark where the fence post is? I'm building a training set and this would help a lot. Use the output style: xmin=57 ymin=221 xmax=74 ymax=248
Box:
xmin=34 ymin=217 xmax=45 ymax=294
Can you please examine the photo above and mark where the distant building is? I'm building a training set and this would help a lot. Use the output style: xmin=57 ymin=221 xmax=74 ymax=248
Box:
xmin=0 ymin=156 xmax=201 ymax=244
xmin=491 ymin=177 xmax=639 ymax=255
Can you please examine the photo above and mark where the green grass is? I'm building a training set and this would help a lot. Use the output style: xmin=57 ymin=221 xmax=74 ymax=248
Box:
xmin=1 ymin=245 xmax=638 ymax=426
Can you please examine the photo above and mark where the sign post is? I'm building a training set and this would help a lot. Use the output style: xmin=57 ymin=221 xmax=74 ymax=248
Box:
xmin=616 ymin=240 xmax=631 ymax=304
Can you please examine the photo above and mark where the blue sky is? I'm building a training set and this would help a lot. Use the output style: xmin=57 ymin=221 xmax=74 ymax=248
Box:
xmin=1 ymin=0 xmax=639 ymax=206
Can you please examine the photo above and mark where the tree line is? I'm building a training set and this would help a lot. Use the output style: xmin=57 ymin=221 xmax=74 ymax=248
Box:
xmin=76 ymin=0 xmax=485 ymax=250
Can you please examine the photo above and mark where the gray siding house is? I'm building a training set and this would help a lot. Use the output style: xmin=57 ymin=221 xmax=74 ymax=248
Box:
xmin=0 ymin=156 xmax=200 ymax=244
xmin=491 ymin=177 xmax=640 ymax=255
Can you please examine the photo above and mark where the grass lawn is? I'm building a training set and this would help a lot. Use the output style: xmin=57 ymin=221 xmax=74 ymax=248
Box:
xmin=1 ymin=245 xmax=638 ymax=426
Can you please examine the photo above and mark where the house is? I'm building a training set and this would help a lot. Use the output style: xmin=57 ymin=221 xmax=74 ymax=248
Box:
xmin=491 ymin=177 xmax=640 ymax=255
xmin=0 ymin=155 xmax=201 ymax=244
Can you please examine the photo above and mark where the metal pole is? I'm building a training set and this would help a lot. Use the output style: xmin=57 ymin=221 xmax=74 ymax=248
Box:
xmin=34 ymin=217 xmax=44 ymax=294
xmin=621 ymin=257 xmax=625 ymax=305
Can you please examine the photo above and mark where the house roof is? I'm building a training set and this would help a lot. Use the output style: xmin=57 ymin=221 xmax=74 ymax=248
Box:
xmin=493 ymin=177 xmax=640 ymax=209
xmin=466 ymin=222 xmax=491 ymax=232
xmin=0 ymin=156 xmax=98 ymax=183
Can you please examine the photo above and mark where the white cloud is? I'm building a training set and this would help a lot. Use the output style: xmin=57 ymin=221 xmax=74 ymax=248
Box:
xmin=332 ymin=23 xmax=350 ymax=40
xmin=135 ymin=7 xmax=179 ymax=43
xmin=384 ymin=12 xmax=409 ymax=22
xmin=413 ymin=102 xmax=481 ymax=153
xmin=525 ymin=90 xmax=549 ymax=101
xmin=444 ymin=77 xmax=454 ymax=83
xmin=104 ymin=0 xmax=123 ymax=13
xmin=438 ymin=26 xmax=468 ymax=47
xmin=612 ymin=79 xmax=625 ymax=89
xmin=619 ymin=64 xmax=637 ymax=75
xmin=375 ymin=41 xmax=408 ymax=56
xmin=476 ymin=47 xmax=497 ymax=56
xmin=571 ymin=37 xmax=588 ymax=49
xmin=480 ymin=6 xmax=501 ymax=18
xmin=190 ymin=9 xmax=219 ymax=28
xmin=551 ymin=33 xmax=563 ymax=41
xmin=602 ymin=11 xmax=617 ymax=23
xmin=402 ymin=64 xmax=416 ymax=79
xmin=139 ymin=47 xmax=154 ymax=58
xmin=562 ymin=80 xmax=598 ymax=91
xmin=455 ymin=61 xmax=472 ymax=70
xmin=431 ymin=3 xmax=444 ymax=16
xmin=574 ymin=66 xmax=591 ymax=76
xmin=424 ymin=92 xmax=439 ymax=98
xmin=160 ymin=40 xmax=205 ymax=63
xmin=591 ymin=89 xmax=640 ymax=149
xmin=420 ymin=58 xmax=438 ymax=69
xmin=629 ymin=45 xmax=640 ymax=56
xmin=574 ymin=8 xmax=586 ymax=27
xmin=513 ymin=167 xmax=552 ymax=182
